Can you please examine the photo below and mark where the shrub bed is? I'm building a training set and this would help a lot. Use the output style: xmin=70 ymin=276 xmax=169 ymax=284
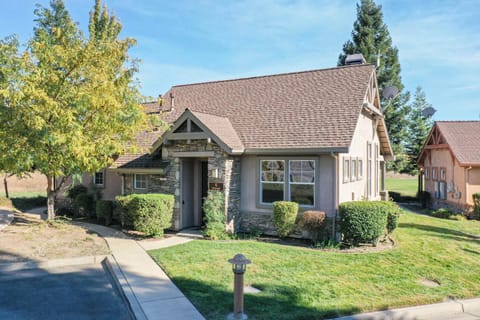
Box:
xmin=273 ymin=201 xmax=299 ymax=237
xmin=202 ymin=191 xmax=227 ymax=240
xmin=74 ymin=193 xmax=95 ymax=217
xmin=126 ymin=194 xmax=174 ymax=236
xmin=115 ymin=194 xmax=135 ymax=227
xmin=339 ymin=201 xmax=400 ymax=246
xmin=473 ymin=193 xmax=480 ymax=220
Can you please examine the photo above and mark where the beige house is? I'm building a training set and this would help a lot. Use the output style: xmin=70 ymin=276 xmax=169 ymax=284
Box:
xmin=83 ymin=62 xmax=393 ymax=234
xmin=418 ymin=121 xmax=480 ymax=212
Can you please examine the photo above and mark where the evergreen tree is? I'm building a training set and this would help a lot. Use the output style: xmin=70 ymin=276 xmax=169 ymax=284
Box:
xmin=404 ymin=87 xmax=434 ymax=174
xmin=0 ymin=0 xmax=145 ymax=219
xmin=339 ymin=0 xmax=410 ymax=171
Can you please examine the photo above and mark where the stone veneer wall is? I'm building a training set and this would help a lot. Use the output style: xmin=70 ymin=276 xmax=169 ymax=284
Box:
xmin=124 ymin=139 xmax=241 ymax=231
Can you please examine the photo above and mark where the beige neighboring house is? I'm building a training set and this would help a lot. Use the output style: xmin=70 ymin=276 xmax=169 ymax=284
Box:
xmin=79 ymin=61 xmax=394 ymax=235
xmin=417 ymin=121 xmax=480 ymax=212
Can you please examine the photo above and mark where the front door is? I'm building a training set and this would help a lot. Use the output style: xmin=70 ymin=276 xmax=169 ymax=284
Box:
xmin=180 ymin=158 xmax=209 ymax=229
xmin=181 ymin=159 xmax=195 ymax=228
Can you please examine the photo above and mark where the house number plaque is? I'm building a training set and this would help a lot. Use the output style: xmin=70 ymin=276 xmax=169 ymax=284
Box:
xmin=209 ymin=182 xmax=224 ymax=191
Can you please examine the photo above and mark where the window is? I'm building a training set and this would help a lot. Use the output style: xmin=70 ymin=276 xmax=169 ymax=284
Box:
xmin=351 ymin=159 xmax=357 ymax=182
xmin=343 ymin=158 xmax=350 ymax=183
xmin=134 ymin=174 xmax=147 ymax=189
xmin=357 ymin=158 xmax=363 ymax=180
xmin=259 ymin=159 xmax=316 ymax=207
xmin=432 ymin=167 xmax=438 ymax=180
xmin=94 ymin=172 xmax=104 ymax=186
xmin=425 ymin=167 xmax=430 ymax=180
xmin=440 ymin=167 xmax=446 ymax=181
xmin=260 ymin=160 xmax=285 ymax=204
xmin=439 ymin=181 xmax=447 ymax=199
xmin=289 ymin=160 xmax=315 ymax=206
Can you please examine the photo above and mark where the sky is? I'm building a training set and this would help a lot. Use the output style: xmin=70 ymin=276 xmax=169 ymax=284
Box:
xmin=0 ymin=0 xmax=479 ymax=121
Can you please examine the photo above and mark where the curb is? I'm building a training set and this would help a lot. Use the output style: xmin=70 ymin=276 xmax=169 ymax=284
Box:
xmin=102 ymin=256 xmax=148 ymax=320
xmin=0 ymin=255 xmax=109 ymax=272
xmin=328 ymin=298 xmax=480 ymax=320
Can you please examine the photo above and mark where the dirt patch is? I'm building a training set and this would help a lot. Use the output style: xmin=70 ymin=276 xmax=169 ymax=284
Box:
xmin=419 ymin=278 xmax=440 ymax=288
xmin=0 ymin=213 xmax=110 ymax=263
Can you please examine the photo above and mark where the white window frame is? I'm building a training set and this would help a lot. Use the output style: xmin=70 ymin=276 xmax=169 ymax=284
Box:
xmin=343 ymin=158 xmax=350 ymax=183
xmin=440 ymin=167 xmax=446 ymax=181
xmin=289 ymin=160 xmax=315 ymax=207
xmin=351 ymin=159 xmax=357 ymax=182
xmin=432 ymin=167 xmax=438 ymax=181
xmin=357 ymin=158 xmax=363 ymax=180
xmin=93 ymin=171 xmax=104 ymax=186
xmin=425 ymin=167 xmax=430 ymax=180
xmin=259 ymin=159 xmax=316 ymax=207
xmin=259 ymin=160 xmax=285 ymax=205
xmin=134 ymin=174 xmax=147 ymax=190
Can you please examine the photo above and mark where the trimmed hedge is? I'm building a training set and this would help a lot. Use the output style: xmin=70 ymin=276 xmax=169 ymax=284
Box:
xmin=339 ymin=201 xmax=399 ymax=246
xmin=74 ymin=193 xmax=95 ymax=217
xmin=300 ymin=210 xmax=326 ymax=244
xmin=116 ymin=194 xmax=135 ymax=227
xmin=202 ymin=191 xmax=227 ymax=240
xmin=96 ymin=200 xmax=114 ymax=225
xmin=122 ymin=194 xmax=174 ymax=236
xmin=273 ymin=201 xmax=299 ymax=237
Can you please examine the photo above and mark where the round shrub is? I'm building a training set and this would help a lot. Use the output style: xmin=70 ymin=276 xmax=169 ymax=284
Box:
xmin=202 ymin=191 xmax=226 ymax=239
xmin=74 ymin=193 xmax=95 ymax=217
xmin=300 ymin=210 xmax=326 ymax=244
xmin=96 ymin=200 xmax=114 ymax=225
xmin=127 ymin=194 xmax=174 ymax=237
xmin=67 ymin=185 xmax=88 ymax=200
xmin=273 ymin=201 xmax=299 ymax=237
xmin=339 ymin=201 xmax=389 ymax=246
xmin=115 ymin=195 xmax=135 ymax=227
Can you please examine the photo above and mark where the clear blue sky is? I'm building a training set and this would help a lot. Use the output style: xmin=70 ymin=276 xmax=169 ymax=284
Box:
xmin=0 ymin=0 xmax=479 ymax=121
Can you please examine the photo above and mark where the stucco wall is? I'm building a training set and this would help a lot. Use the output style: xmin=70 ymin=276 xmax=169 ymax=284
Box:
xmin=238 ymin=154 xmax=335 ymax=234
xmin=422 ymin=148 xmax=468 ymax=208
xmin=339 ymin=110 xmax=383 ymax=203
xmin=467 ymin=168 xmax=480 ymax=205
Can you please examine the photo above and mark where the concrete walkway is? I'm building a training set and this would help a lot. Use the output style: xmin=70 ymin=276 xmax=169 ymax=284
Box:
xmin=78 ymin=222 xmax=204 ymax=320
xmin=329 ymin=298 xmax=480 ymax=320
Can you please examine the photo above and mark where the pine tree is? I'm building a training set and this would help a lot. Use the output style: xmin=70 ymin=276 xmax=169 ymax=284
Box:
xmin=404 ymin=87 xmax=434 ymax=174
xmin=339 ymin=0 xmax=410 ymax=171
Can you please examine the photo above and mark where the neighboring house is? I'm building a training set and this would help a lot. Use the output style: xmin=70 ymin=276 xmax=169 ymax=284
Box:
xmin=82 ymin=61 xmax=394 ymax=234
xmin=417 ymin=121 xmax=480 ymax=212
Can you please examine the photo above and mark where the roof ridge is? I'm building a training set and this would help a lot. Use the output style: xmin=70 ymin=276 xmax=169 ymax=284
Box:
xmin=171 ymin=64 xmax=375 ymax=89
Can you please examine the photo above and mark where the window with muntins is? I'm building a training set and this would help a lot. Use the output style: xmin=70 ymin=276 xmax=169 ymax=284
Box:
xmin=134 ymin=174 xmax=147 ymax=189
xmin=343 ymin=158 xmax=350 ymax=183
xmin=94 ymin=172 xmax=104 ymax=186
xmin=260 ymin=160 xmax=285 ymax=204
xmin=289 ymin=160 xmax=315 ymax=206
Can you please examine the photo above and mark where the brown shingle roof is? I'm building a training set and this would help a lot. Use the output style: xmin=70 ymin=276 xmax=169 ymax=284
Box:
xmin=161 ymin=64 xmax=376 ymax=151
xmin=436 ymin=121 xmax=480 ymax=165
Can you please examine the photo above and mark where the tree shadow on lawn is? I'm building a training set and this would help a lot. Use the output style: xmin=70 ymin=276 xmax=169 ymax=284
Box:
xmin=399 ymin=223 xmax=480 ymax=245
xmin=171 ymin=277 xmax=361 ymax=320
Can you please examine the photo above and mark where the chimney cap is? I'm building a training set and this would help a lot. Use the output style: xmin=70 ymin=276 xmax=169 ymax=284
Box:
xmin=345 ymin=53 xmax=367 ymax=65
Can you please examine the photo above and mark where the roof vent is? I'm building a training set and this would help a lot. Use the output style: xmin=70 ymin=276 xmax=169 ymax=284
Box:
xmin=345 ymin=53 xmax=366 ymax=65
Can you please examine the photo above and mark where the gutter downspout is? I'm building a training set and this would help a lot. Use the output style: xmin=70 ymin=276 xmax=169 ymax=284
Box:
xmin=330 ymin=152 xmax=339 ymax=240
xmin=466 ymin=166 xmax=472 ymax=205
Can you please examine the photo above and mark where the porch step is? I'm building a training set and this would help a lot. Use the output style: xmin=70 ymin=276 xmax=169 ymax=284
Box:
xmin=176 ymin=228 xmax=204 ymax=239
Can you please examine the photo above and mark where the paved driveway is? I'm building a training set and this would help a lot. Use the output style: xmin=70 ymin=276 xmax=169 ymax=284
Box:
xmin=0 ymin=264 xmax=132 ymax=320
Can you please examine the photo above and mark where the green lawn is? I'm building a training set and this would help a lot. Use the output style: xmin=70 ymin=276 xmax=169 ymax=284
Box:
xmin=150 ymin=211 xmax=480 ymax=320
xmin=386 ymin=177 xmax=418 ymax=197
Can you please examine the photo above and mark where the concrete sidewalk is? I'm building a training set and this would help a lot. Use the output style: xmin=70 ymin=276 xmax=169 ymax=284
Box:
xmin=329 ymin=298 xmax=480 ymax=320
xmin=78 ymin=222 xmax=204 ymax=320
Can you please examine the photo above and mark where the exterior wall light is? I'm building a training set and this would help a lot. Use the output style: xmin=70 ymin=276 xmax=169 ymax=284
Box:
xmin=227 ymin=253 xmax=251 ymax=320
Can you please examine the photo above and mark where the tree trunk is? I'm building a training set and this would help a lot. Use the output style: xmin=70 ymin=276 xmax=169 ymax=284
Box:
xmin=3 ymin=174 xmax=9 ymax=198
xmin=46 ymin=175 xmax=56 ymax=220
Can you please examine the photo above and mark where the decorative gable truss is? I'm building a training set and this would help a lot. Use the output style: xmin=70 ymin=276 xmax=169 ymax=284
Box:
xmin=151 ymin=108 xmax=245 ymax=156
xmin=361 ymin=71 xmax=394 ymax=160
xmin=417 ymin=125 xmax=449 ymax=166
